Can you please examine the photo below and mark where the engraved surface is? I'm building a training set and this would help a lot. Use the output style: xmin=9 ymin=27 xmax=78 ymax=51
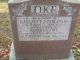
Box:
xmin=17 ymin=16 xmax=72 ymax=41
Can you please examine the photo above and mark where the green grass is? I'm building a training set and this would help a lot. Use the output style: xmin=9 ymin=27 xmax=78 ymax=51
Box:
xmin=0 ymin=0 xmax=8 ymax=2
xmin=75 ymin=25 xmax=80 ymax=41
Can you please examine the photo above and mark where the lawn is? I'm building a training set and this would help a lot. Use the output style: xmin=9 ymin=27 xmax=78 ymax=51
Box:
xmin=0 ymin=2 xmax=12 ymax=59
xmin=0 ymin=2 xmax=80 ymax=60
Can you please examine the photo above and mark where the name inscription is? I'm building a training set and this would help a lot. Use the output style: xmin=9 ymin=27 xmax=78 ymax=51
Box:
xmin=31 ymin=5 xmax=59 ymax=14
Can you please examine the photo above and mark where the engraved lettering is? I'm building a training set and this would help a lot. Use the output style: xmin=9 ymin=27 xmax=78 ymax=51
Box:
xmin=44 ymin=6 xmax=49 ymax=13
xmin=31 ymin=5 xmax=59 ymax=14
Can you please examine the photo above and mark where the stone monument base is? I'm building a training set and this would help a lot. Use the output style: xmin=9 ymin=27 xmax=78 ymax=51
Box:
xmin=9 ymin=43 xmax=75 ymax=60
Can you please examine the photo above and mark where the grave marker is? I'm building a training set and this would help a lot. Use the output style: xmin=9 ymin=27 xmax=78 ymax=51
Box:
xmin=8 ymin=0 xmax=78 ymax=59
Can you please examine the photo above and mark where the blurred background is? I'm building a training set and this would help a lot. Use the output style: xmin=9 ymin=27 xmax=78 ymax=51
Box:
xmin=0 ymin=0 xmax=80 ymax=60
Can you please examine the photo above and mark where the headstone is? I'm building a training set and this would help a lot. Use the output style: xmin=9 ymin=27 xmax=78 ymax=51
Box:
xmin=8 ymin=0 xmax=79 ymax=59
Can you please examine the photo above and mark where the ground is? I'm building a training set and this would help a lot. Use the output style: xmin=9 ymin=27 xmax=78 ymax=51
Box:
xmin=0 ymin=2 xmax=11 ymax=60
xmin=0 ymin=2 xmax=80 ymax=60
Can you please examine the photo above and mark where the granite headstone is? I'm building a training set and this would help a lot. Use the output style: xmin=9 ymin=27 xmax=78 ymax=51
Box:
xmin=8 ymin=0 xmax=78 ymax=59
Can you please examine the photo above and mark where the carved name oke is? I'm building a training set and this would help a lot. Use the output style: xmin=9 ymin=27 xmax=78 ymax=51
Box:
xmin=31 ymin=5 xmax=59 ymax=14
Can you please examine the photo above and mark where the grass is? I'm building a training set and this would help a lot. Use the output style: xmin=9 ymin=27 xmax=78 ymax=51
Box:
xmin=0 ymin=2 xmax=8 ymax=12
xmin=0 ymin=0 xmax=8 ymax=2
xmin=0 ymin=2 xmax=80 ymax=60
xmin=0 ymin=2 xmax=11 ymax=59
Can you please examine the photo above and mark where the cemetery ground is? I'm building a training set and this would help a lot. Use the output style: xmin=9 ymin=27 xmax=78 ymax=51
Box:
xmin=0 ymin=2 xmax=80 ymax=60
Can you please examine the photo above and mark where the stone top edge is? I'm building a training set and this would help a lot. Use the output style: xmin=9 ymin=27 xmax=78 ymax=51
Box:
xmin=8 ymin=0 xmax=29 ymax=4
xmin=8 ymin=0 xmax=80 ymax=4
